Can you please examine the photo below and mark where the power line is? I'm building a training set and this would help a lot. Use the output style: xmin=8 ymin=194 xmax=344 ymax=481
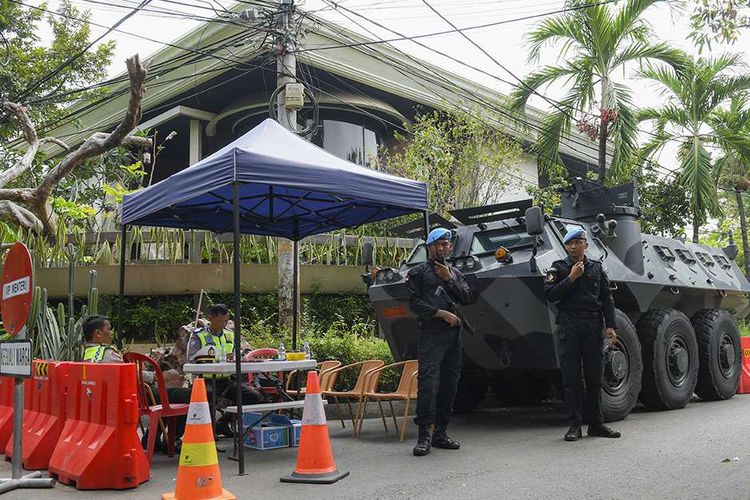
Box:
xmin=294 ymin=1 xmax=618 ymax=54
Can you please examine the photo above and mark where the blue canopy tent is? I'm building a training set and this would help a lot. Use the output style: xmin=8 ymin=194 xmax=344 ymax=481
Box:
xmin=119 ymin=118 xmax=428 ymax=471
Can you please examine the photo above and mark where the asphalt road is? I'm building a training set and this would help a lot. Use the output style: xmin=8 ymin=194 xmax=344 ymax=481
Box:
xmin=1 ymin=395 xmax=749 ymax=499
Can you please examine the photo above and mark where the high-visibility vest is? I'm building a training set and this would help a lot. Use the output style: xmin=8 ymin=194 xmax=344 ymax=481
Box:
xmin=83 ymin=344 xmax=119 ymax=363
xmin=195 ymin=328 xmax=234 ymax=378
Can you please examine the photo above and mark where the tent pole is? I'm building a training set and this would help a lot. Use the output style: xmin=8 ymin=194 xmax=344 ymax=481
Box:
xmin=232 ymin=181 xmax=244 ymax=475
xmin=423 ymin=210 xmax=430 ymax=238
xmin=292 ymin=234 xmax=299 ymax=351
xmin=117 ymin=223 xmax=127 ymax=350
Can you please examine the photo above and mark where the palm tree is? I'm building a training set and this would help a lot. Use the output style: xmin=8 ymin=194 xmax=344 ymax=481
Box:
xmin=713 ymin=97 xmax=750 ymax=276
xmin=637 ymin=53 xmax=750 ymax=242
xmin=509 ymin=0 xmax=682 ymax=183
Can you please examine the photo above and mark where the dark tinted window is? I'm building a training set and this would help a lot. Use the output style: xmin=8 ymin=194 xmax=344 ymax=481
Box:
xmin=470 ymin=228 xmax=534 ymax=254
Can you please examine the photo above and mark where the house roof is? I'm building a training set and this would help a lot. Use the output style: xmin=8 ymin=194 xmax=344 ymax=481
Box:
xmin=38 ymin=8 xmax=600 ymax=166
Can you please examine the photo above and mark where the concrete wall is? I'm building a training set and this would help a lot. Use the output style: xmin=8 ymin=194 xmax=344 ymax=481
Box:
xmin=36 ymin=264 xmax=368 ymax=298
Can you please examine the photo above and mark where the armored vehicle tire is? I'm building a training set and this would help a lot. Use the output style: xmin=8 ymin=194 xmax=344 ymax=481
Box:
xmin=692 ymin=308 xmax=741 ymax=401
xmin=637 ymin=308 xmax=699 ymax=411
xmin=601 ymin=309 xmax=642 ymax=422
xmin=452 ymin=371 xmax=488 ymax=414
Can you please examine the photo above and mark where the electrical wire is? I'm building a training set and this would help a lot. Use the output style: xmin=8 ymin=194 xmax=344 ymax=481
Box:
xmin=12 ymin=0 xmax=156 ymax=103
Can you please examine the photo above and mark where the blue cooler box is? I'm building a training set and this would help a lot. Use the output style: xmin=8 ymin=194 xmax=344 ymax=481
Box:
xmin=242 ymin=412 xmax=289 ymax=450
xmin=268 ymin=414 xmax=303 ymax=447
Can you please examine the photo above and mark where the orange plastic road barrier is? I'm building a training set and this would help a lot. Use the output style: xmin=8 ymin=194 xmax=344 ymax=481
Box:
xmin=280 ymin=371 xmax=349 ymax=484
xmin=738 ymin=337 xmax=750 ymax=394
xmin=5 ymin=360 xmax=68 ymax=470
xmin=0 ymin=376 xmax=15 ymax=451
xmin=48 ymin=362 xmax=149 ymax=490
xmin=162 ymin=378 xmax=235 ymax=500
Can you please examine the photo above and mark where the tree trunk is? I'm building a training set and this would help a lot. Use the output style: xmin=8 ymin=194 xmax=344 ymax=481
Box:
xmin=597 ymin=114 xmax=608 ymax=184
xmin=597 ymin=77 xmax=610 ymax=185
xmin=735 ymin=188 xmax=750 ymax=277
xmin=277 ymin=238 xmax=295 ymax=336
xmin=692 ymin=218 xmax=700 ymax=243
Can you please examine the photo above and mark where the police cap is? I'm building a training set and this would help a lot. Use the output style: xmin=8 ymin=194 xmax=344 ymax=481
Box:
xmin=563 ymin=228 xmax=587 ymax=244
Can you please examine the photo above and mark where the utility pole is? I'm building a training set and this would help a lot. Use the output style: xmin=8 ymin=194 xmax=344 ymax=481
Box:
xmin=275 ymin=0 xmax=299 ymax=343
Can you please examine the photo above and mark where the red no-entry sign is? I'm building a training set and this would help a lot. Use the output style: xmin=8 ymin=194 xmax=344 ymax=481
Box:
xmin=1 ymin=243 xmax=33 ymax=336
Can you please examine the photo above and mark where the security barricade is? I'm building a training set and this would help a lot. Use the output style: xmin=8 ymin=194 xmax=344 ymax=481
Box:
xmin=48 ymin=362 xmax=149 ymax=490
xmin=4 ymin=360 xmax=67 ymax=470
xmin=738 ymin=337 xmax=750 ymax=394
xmin=0 ymin=376 xmax=14 ymax=451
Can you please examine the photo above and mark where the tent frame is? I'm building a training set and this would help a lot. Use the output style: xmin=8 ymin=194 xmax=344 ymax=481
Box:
xmin=116 ymin=203 xmax=428 ymax=475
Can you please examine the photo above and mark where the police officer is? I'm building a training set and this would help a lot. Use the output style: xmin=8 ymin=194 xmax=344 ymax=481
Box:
xmin=186 ymin=304 xmax=261 ymax=428
xmin=406 ymin=227 xmax=472 ymax=456
xmin=545 ymin=228 xmax=620 ymax=442
xmin=83 ymin=315 xmax=127 ymax=364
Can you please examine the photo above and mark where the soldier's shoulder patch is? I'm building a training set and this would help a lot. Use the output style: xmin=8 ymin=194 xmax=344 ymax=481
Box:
xmin=545 ymin=268 xmax=557 ymax=282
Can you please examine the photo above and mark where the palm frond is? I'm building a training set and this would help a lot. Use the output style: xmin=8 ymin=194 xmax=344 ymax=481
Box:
xmin=508 ymin=65 xmax=581 ymax=112
xmin=533 ymin=109 xmax=571 ymax=176
xmin=526 ymin=13 xmax=588 ymax=62
xmin=678 ymin=138 xmax=720 ymax=219
xmin=608 ymin=83 xmax=639 ymax=180
xmin=611 ymin=0 xmax=662 ymax=42
xmin=611 ymin=42 xmax=684 ymax=70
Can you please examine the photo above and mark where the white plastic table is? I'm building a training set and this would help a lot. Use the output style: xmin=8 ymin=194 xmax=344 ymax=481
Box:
xmin=183 ymin=359 xmax=317 ymax=374
xmin=183 ymin=359 xmax=317 ymax=474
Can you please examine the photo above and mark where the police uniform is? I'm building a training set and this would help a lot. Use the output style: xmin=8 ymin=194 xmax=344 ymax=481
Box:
xmin=544 ymin=228 xmax=620 ymax=440
xmin=186 ymin=326 xmax=260 ymax=407
xmin=83 ymin=342 xmax=124 ymax=363
xmin=406 ymin=228 xmax=473 ymax=455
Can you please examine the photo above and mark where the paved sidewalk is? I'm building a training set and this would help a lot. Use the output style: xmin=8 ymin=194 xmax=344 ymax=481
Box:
xmin=1 ymin=396 xmax=749 ymax=499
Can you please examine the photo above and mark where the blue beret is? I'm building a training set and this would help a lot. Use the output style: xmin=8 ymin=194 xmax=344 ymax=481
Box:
xmin=563 ymin=228 xmax=587 ymax=244
xmin=426 ymin=228 xmax=452 ymax=245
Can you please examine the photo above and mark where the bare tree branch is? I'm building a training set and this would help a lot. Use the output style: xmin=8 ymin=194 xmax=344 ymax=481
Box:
xmin=0 ymin=55 xmax=151 ymax=234
xmin=0 ymin=201 xmax=42 ymax=233
xmin=0 ymin=188 xmax=34 ymax=204
xmin=0 ymin=102 xmax=40 ymax=188
xmin=39 ymin=137 xmax=70 ymax=150
xmin=36 ymin=55 xmax=148 ymax=199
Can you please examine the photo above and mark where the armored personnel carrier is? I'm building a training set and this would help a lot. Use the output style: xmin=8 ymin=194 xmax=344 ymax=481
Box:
xmin=367 ymin=179 xmax=750 ymax=421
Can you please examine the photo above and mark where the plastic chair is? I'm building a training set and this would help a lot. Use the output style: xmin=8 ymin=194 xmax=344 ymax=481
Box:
xmin=123 ymin=352 xmax=190 ymax=464
xmin=354 ymin=360 xmax=419 ymax=442
xmin=286 ymin=360 xmax=342 ymax=398
xmin=322 ymin=360 xmax=385 ymax=429
xmin=244 ymin=348 xmax=281 ymax=398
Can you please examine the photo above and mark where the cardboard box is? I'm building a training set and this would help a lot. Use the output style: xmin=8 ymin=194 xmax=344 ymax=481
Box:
xmin=242 ymin=412 xmax=289 ymax=450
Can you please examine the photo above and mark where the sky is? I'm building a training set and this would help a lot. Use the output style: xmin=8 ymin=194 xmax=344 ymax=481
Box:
xmin=33 ymin=0 xmax=750 ymax=171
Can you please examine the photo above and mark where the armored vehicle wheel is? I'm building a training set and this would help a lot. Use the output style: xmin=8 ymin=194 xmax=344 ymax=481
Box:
xmin=452 ymin=371 xmax=488 ymax=414
xmin=692 ymin=308 xmax=741 ymax=401
xmin=637 ymin=308 xmax=699 ymax=410
xmin=601 ymin=309 xmax=642 ymax=422
xmin=492 ymin=377 xmax=552 ymax=407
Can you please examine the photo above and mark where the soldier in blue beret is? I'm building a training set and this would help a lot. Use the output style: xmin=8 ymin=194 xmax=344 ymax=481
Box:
xmin=545 ymin=228 xmax=620 ymax=442
xmin=406 ymin=227 xmax=473 ymax=456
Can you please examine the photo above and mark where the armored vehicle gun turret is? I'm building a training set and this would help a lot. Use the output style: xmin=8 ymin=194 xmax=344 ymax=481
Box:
xmin=367 ymin=179 xmax=750 ymax=421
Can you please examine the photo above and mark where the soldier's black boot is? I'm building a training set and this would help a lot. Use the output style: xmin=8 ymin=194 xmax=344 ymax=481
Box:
xmin=564 ymin=425 xmax=582 ymax=442
xmin=587 ymin=424 xmax=621 ymax=438
xmin=432 ymin=425 xmax=460 ymax=450
xmin=412 ymin=425 xmax=432 ymax=456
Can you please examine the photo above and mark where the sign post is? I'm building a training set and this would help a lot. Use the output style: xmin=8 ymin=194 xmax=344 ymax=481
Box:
xmin=0 ymin=243 xmax=54 ymax=493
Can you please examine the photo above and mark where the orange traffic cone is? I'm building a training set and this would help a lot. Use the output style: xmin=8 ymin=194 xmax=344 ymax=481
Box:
xmin=280 ymin=371 xmax=349 ymax=484
xmin=162 ymin=378 xmax=235 ymax=500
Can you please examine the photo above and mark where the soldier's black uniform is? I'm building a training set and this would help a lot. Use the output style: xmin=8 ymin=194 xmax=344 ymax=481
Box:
xmin=545 ymin=256 xmax=616 ymax=430
xmin=406 ymin=260 xmax=472 ymax=432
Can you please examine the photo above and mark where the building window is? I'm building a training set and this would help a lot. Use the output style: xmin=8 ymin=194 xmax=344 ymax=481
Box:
xmin=309 ymin=115 xmax=383 ymax=166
